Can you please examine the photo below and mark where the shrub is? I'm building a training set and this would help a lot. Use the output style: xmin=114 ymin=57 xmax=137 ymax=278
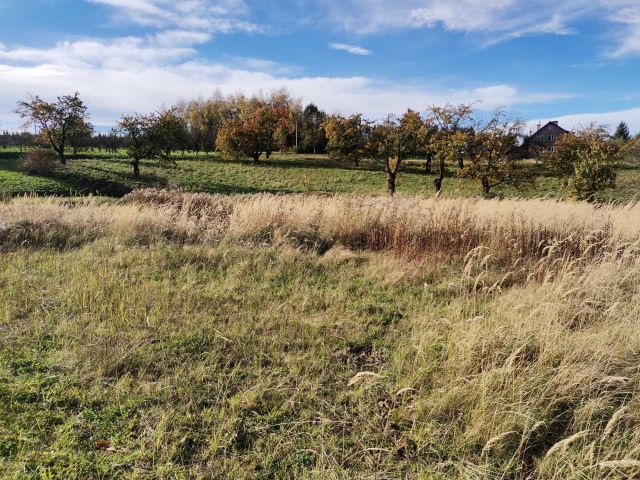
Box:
xmin=22 ymin=149 xmax=59 ymax=175
xmin=550 ymin=126 xmax=620 ymax=201
xmin=572 ymin=144 xmax=617 ymax=201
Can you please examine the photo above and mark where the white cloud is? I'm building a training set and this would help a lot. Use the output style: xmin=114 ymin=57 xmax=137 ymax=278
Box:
xmin=316 ymin=0 xmax=640 ymax=57
xmin=87 ymin=0 xmax=640 ymax=58
xmin=316 ymin=0 xmax=590 ymax=35
xmin=0 ymin=38 xmax=196 ymax=69
xmin=0 ymin=37 xmax=567 ymax=130
xmin=87 ymin=0 xmax=258 ymax=34
xmin=606 ymin=5 xmax=640 ymax=58
xmin=152 ymin=30 xmax=213 ymax=47
xmin=329 ymin=43 xmax=372 ymax=56
xmin=224 ymin=56 xmax=298 ymax=75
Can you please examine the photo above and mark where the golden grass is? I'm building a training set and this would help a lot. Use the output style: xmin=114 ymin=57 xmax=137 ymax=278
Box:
xmin=2 ymin=189 xmax=640 ymax=478
xmin=4 ymin=189 xmax=640 ymax=260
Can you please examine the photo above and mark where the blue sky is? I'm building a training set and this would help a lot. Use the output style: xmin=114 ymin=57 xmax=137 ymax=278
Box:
xmin=1 ymin=0 xmax=639 ymax=132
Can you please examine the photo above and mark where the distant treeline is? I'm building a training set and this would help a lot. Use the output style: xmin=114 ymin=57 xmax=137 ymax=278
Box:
xmin=0 ymin=130 xmax=128 ymax=153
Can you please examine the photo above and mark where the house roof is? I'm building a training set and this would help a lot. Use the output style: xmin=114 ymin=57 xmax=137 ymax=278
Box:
xmin=531 ymin=121 xmax=569 ymax=138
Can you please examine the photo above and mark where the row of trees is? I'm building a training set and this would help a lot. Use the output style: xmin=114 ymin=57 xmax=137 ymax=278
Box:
xmin=0 ymin=131 xmax=42 ymax=149
xmin=118 ymin=90 xmax=332 ymax=178
xmin=14 ymin=91 xmax=633 ymax=200
xmin=13 ymin=90 xmax=329 ymax=166
xmin=322 ymin=105 xmax=527 ymax=195
xmin=322 ymin=106 xmax=633 ymax=199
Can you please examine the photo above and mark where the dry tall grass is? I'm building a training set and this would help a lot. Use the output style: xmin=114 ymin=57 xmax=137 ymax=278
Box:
xmin=2 ymin=190 xmax=640 ymax=478
xmin=3 ymin=189 xmax=640 ymax=261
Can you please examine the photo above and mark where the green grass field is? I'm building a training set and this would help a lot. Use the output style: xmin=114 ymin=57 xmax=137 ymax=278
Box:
xmin=2 ymin=192 xmax=640 ymax=479
xmin=2 ymin=148 xmax=639 ymax=201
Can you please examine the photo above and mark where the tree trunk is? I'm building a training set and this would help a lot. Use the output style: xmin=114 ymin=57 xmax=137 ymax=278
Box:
xmin=387 ymin=171 xmax=396 ymax=196
xmin=132 ymin=159 xmax=140 ymax=178
xmin=458 ymin=155 xmax=464 ymax=170
xmin=252 ymin=152 xmax=260 ymax=163
xmin=58 ymin=151 xmax=66 ymax=165
xmin=434 ymin=159 xmax=445 ymax=193
xmin=481 ymin=175 xmax=490 ymax=194
xmin=425 ymin=155 xmax=432 ymax=174
xmin=434 ymin=176 xmax=442 ymax=193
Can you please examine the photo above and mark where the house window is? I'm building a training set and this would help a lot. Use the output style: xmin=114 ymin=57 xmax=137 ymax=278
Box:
xmin=546 ymin=146 xmax=554 ymax=152
xmin=537 ymin=135 xmax=544 ymax=141
xmin=547 ymin=135 xmax=555 ymax=141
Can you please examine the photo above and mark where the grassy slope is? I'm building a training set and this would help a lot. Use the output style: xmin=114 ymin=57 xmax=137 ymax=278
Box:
xmin=2 ymin=148 xmax=638 ymax=201
xmin=1 ymin=194 xmax=640 ymax=479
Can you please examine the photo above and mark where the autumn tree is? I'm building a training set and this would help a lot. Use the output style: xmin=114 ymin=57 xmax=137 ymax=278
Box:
xmin=457 ymin=110 xmax=526 ymax=194
xmin=266 ymin=89 xmax=300 ymax=157
xmin=16 ymin=92 xmax=89 ymax=165
xmin=215 ymin=119 xmax=248 ymax=161
xmin=627 ymin=134 xmax=640 ymax=165
xmin=368 ymin=110 xmax=424 ymax=195
xmin=172 ymin=91 xmax=240 ymax=155
xmin=216 ymin=97 xmax=290 ymax=163
xmin=323 ymin=114 xmax=370 ymax=166
xmin=117 ymin=113 xmax=160 ymax=178
xmin=425 ymin=104 xmax=475 ymax=192
xmin=550 ymin=125 xmax=621 ymax=201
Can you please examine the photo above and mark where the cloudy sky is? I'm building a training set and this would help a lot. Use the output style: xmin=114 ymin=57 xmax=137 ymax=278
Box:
xmin=1 ymin=0 xmax=639 ymax=132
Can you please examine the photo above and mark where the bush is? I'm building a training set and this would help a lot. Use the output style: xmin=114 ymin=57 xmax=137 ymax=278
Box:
xmin=625 ymin=135 xmax=640 ymax=165
xmin=550 ymin=126 xmax=620 ymax=201
xmin=22 ymin=149 xmax=59 ymax=175
xmin=572 ymin=144 xmax=617 ymax=201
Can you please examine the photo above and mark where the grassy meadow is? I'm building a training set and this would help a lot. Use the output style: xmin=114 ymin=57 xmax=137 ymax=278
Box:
xmin=2 ymin=190 xmax=640 ymax=478
xmin=1 ymin=147 xmax=639 ymax=201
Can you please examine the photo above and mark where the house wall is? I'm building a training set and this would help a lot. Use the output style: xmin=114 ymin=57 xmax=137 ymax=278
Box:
xmin=529 ymin=123 xmax=568 ymax=154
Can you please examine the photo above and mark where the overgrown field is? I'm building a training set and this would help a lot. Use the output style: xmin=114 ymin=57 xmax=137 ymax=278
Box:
xmin=2 ymin=149 xmax=639 ymax=201
xmin=2 ymin=191 xmax=640 ymax=479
